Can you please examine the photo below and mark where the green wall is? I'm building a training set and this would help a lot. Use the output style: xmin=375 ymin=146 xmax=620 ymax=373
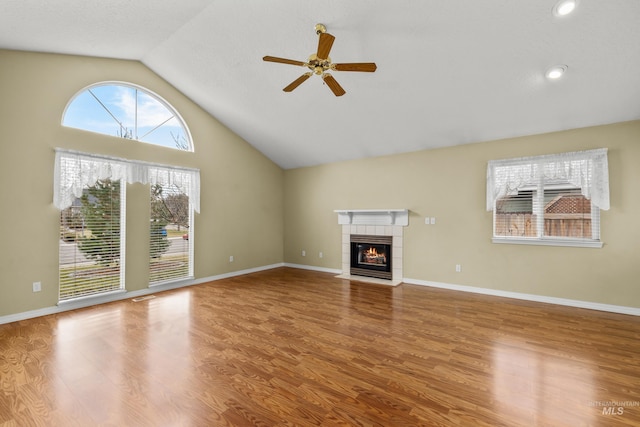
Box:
xmin=283 ymin=121 xmax=640 ymax=308
xmin=0 ymin=50 xmax=284 ymax=317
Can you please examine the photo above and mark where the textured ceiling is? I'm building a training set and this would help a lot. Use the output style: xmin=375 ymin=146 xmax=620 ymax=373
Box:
xmin=2 ymin=0 xmax=640 ymax=169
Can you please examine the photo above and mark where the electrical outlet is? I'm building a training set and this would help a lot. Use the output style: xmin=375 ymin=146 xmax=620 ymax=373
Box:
xmin=302 ymin=250 xmax=306 ymax=257
xmin=430 ymin=217 xmax=436 ymax=225
xmin=319 ymin=252 xmax=323 ymax=258
xmin=32 ymin=281 xmax=42 ymax=292
xmin=229 ymin=255 xmax=234 ymax=263
xmin=455 ymin=264 xmax=461 ymax=273
xmin=425 ymin=217 xmax=430 ymax=225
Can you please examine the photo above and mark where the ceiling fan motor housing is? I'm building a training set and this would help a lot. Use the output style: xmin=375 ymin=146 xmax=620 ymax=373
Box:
xmin=308 ymin=54 xmax=331 ymax=75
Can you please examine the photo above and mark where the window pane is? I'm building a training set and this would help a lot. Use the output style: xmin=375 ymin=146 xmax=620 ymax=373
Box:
xmin=543 ymin=189 xmax=592 ymax=239
xmin=62 ymin=90 xmax=122 ymax=136
xmin=59 ymin=179 xmax=123 ymax=301
xmin=149 ymin=183 xmax=192 ymax=284
xmin=494 ymin=191 xmax=535 ymax=237
xmin=63 ymin=83 xmax=193 ymax=151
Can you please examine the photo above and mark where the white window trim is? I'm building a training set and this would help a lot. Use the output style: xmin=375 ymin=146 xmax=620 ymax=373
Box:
xmin=58 ymin=289 xmax=127 ymax=307
xmin=487 ymin=148 xmax=609 ymax=248
xmin=491 ymin=237 xmax=603 ymax=248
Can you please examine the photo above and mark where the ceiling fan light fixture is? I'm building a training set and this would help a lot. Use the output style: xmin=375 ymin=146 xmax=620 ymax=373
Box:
xmin=545 ymin=65 xmax=568 ymax=80
xmin=553 ymin=0 xmax=578 ymax=17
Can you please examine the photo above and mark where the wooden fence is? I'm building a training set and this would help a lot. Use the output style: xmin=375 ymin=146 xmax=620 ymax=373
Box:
xmin=495 ymin=213 xmax=592 ymax=238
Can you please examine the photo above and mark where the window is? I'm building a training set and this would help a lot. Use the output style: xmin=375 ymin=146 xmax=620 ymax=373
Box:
xmin=59 ymin=179 xmax=125 ymax=301
xmin=55 ymin=150 xmax=200 ymax=302
xmin=486 ymin=148 xmax=609 ymax=247
xmin=149 ymin=174 xmax=194 ymax=285
xmin=62 ymin=82 xmax=193 ymax=151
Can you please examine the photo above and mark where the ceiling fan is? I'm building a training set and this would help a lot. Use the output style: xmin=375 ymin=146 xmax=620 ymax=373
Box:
xmin=263 ymin=24 xmax=377 ymax=97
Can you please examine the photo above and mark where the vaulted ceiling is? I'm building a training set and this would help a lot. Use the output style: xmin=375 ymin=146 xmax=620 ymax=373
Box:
xmin=2 ymin=0 xmax=639 ymax=169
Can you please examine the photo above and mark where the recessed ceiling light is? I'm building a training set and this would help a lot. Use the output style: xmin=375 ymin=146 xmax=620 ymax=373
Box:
xmin=553 ymin=0 xmax=578 ymax=17
xmin=545 ymin=65 xmax=568 ymax=80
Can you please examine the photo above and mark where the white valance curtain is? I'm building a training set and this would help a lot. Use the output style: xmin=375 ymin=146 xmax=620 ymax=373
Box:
xmin=54 ymin=149 xmax=200 ymax=212
xmin=486 ymin=148 xmax=609 ymax=212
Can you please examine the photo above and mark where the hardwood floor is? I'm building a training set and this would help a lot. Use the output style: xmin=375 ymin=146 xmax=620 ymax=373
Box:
xmin=1 ymin=267 xmax=639 ymax=426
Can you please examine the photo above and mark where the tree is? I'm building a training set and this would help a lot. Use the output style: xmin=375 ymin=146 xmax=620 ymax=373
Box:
xmin=116 ymin=126 xmax=133 ymax=139
xmin=150 ymin=184 xmax=189 ymax=230
xmin=77 ymin=179 xmax=121 ymax=265
xmin=60 ymin=205 xmax=83 ymax=230
xmin=170 ymin=131 xmax=190 ymax=151
xmin=150 ymin=219 xmax=170 ymax=258
xmin=150 ymin=183 xmax=187 ymax=259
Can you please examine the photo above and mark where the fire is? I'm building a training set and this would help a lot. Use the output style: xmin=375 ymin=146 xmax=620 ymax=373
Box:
xmin=361 ymin=246 xmax=386 ymax=265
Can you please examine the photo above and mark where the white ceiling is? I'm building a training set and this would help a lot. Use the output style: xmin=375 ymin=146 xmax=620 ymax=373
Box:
xmin=2 ymin=0 xmax=640 ymax=169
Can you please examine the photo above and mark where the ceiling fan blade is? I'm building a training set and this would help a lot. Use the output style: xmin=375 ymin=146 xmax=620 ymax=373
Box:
xmin=316 ymin=33 xmax=335 ymax=60
xmin=263 ymin=56 xmax=306 ymax=67
xmin=322 ymin=74 xmax=346 ymax=97
xmin=333 ymin=62 xmax=377 ymax=72
xmin=283 ymin=73 xmax=312 ymax=92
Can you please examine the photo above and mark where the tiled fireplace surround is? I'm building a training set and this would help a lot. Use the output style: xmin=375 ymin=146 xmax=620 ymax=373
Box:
xmin=335 ymin=209 xmax=407 ymax=286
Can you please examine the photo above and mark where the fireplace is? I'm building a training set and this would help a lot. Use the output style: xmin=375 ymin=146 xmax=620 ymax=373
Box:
xmin=350 ymin=235 xmax=392 ymax=280
xmin=336 ymin=209 xmax=407 ymax=285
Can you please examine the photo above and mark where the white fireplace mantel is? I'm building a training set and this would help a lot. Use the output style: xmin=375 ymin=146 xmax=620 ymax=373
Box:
xmin=334 ymin=209 xmax=408 ymax=226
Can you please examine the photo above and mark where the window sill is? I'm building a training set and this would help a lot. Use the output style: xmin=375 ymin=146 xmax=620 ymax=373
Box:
xmin=58 ymin=289 xmax=126 ymax=306
xmin=492 ymin=237 xmax=603 ymax=248
xmin=149 ymin=277 xmax=194 ymax=288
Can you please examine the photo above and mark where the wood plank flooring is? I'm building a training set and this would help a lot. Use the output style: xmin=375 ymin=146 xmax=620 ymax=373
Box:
xmin=1 ymin=267 xmax=640 ymax=426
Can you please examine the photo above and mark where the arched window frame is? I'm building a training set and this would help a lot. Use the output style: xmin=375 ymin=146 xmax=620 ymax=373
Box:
xmin=62 ymin=81 xmax=194 ymax=152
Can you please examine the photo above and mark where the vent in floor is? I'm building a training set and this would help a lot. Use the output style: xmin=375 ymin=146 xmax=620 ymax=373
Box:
xmin=132 ymin=295 xmax=156 ymax=302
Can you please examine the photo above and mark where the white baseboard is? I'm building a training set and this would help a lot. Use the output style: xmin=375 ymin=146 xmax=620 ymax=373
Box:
xmin=187 ymin=263 xmax=286 ymax=285
xmin=403 ymin=277 xmax=640 ymax=317
xmin=0 ymin=263 xmax=286 ymax=325
xmin=283 ymin=263 xmax=342 ymax=274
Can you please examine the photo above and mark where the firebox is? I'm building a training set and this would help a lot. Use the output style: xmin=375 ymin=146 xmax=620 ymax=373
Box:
xmin=350 ymin=234 xmax=392 ymax=280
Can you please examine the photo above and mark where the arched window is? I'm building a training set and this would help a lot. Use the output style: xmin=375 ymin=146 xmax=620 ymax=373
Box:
xmin=62 ymin=82 xmax=193 ymax=151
